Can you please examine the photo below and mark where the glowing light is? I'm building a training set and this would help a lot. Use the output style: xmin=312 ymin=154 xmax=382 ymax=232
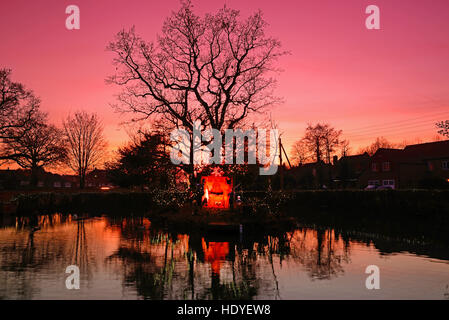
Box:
xmin=201 ymin=175 xmax=232 ymax=209
xmin=100 ymin=186 xmax=111 ymax=190
xmin=202 ymin=239 xmax=229 ymax=275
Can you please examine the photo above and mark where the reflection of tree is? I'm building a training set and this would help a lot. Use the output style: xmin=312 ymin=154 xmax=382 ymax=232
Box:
xmin=201 ymin=240 xmax=258 ymax=300
xmin=105 ymin=219 xmax=355 ymax=299
xmin=105 ymin=217 xmax=261 ymax=300
xmin=69 ymin=220 xmax=91 ymax=279
xmin=284 ymin=228 xmax=351 ymax=280
xmin=6 ymin=214 xmax=449 ymax=300
xmin=267 ymin=236 xmax=281 ymax=299
xmin=0 ymin=213 xmax=100 ymax=299
xmin=106 ymin=224 xmax=178 ymax=299
xmin=0 ymin=214 xmax=73 ymax=299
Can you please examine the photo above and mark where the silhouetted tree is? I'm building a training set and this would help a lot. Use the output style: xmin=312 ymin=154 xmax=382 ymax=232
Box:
xmin=302 ymin=123 xmax=341 ymax=164
xmin=302 ymin=123 xmax=326 ymax=163
xmin=107 ymin=1 xmax=286 ymax=181
xmin=63 ymin=111 xmax=106 ymax=188
xmin=340 ymin=139 xmax=351 ymax=157
xmin=358 ymin=136 xmax=396 ymax=156
xmin=290 ymin=139 xmax=309 ymax=165
xmin=0 ymin=69 xmax=39 ymax=160
xmin=322 ymin=125 xmax=342 ymax=164
xmin=436 ymin=120 xmax=449 ymax=139
xmin=106 ymin=131 xmax=172 ymax=189
xmin=1 ymin=112 xmax=67 ymax=186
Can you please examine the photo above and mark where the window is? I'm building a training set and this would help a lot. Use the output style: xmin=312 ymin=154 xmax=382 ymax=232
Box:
xmin=428 ymin=162 xmax=434 ymax=171
xmin=383 ymin=180 xmax=395 ymax=186
xmin=368 ymin=180 xmax=380 ymax=186
xmin=382 ymin=162 xmax=390 ymax=172
xmin=371 ymin=163 xmax=378 ymax=172
xmin=442 ymin=161 xmax=449 ymax=170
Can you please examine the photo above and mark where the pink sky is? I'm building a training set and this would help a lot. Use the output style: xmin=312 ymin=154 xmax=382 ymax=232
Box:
xmin=1 ymin=0 xmax=449 ymax=158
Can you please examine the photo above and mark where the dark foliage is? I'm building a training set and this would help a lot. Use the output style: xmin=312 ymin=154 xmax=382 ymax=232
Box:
xmin=106 ymin=131 xmax=173 ymax=189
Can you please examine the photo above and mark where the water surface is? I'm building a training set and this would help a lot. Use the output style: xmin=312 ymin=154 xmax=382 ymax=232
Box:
xmin=0 ymin=214 xmax=448 ymax=299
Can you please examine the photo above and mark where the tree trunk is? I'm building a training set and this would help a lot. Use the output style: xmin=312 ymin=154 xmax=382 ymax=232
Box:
xmin=30 ymin=164 xmax=38 ymax=188
xmin=79 ymin=174 xmax=85 ymax=189
xmin=315 ymin=138 xmax=321 ymax=163
xmin=188 ymin=133 xmax=196 ymax=189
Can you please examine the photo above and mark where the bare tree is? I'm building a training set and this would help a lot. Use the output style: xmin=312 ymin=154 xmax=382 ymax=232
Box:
xmin=1 ymin=112 xmax=67 ymax=186
xmin=340 ymin=139 xmax=351 ymax=157
xmin=302 ymin=123 xmax=324 ymax=163
xmin=290 ymin=139 xmax=309 ymax=165
xmin=358 ymin=136 xmax=396 ymax=156
xmin=0 ymin=68 xmax=39 ymax=153
xmin=107 ymin=1 xmax=286 ymax=179
xmin=63 ymin=111 xmax=106 ymax=188
xmin=302 ymin=123 xmax=340 ymax=164
xmin=322 ymin=125 xmax=342 ymax=164
xmin=436 ymin=120 xmax=449 ymax=139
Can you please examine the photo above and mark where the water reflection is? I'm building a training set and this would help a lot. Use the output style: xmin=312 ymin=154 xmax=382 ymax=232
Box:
xmin=0 ymin=214 xmax=448 ymax=300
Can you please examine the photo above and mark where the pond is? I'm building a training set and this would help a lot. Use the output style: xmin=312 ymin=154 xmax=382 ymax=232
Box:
xmin=0 ymin=214 xmax=448 ymax=300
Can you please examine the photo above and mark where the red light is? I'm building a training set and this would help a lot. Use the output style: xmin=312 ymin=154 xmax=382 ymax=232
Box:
xmin=201 ymin=176 xmax=232 ymax=209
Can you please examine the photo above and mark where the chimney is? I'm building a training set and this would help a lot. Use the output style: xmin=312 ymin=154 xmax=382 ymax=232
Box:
xmin=333 ymin=155 xmax=338 ymax=165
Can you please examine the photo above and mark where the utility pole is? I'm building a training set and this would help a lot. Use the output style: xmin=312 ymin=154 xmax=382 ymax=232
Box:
xmin=279 ymin=137 xmax=284 ymax=191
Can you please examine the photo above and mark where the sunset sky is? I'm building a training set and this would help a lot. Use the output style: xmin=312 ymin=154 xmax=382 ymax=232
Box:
xmin=1 ymin=0 xmax=449 ymax=160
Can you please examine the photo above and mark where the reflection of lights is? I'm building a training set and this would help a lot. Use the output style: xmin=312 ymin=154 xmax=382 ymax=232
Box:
xmin=202 ymin=239 xmax=229 ymax=275
xmin=201 ymin=176 xmax=232 ymax=209
xmin=100 ymin=186 xmax=111 ymax=191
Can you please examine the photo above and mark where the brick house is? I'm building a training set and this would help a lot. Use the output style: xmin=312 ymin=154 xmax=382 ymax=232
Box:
xmin=289 ymin=161 xmax=333 ymax=189
xmin=85 ymin=169 xmax=114 ymax=188
xmin=333 ymin=152 xmax=370 ymax=188
xmin=360 ymin=140 xmax=449 ymax=189
xmin=403 ymin=140 xmax=449 ymax=187
xmin=0 ymin=169 xmax=77 ymax=189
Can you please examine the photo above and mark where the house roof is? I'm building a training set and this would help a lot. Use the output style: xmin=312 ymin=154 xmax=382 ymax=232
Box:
xmin=339 ymin=152 xmax=370 ymax=163
xmin=371 ymin=148 xmax=404 ymax=161
xmin=342 ymin=152 xmax=370 ymax=160
xmin=371 ymin=140 xmax=449 ymax=163
xmin=403 ymin=140 xmax=449 ymax=160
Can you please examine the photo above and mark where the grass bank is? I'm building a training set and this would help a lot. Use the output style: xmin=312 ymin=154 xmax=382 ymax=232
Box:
xmin=4 ymin=189 xmax=449 ymax=220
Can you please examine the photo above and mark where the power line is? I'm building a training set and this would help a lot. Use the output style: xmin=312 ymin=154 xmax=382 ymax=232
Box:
xmin=343 ymin=110 xmax=449 ymax=135
xmin=345 ymin=118 xmax=445 ymax=139
xmin=346 ymin=126 xmax=439 ymax=143
xmin=345 ymin=116 xmax=448 ymax=136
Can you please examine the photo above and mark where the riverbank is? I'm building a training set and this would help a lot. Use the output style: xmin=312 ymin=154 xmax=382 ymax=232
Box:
xmin=2 ymin=189 xmax=449 ymax=230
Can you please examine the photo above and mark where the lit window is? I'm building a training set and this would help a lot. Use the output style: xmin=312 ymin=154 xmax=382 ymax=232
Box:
xmin=383 ymin=180 xmax=395 ymax=186
xmin=442 ymin=161 xmax=449 ymax=170
xmin=371 ymin=163 xmax=378 ymax=172
xmin=382 ymin=162 xmax=390 ymax=172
